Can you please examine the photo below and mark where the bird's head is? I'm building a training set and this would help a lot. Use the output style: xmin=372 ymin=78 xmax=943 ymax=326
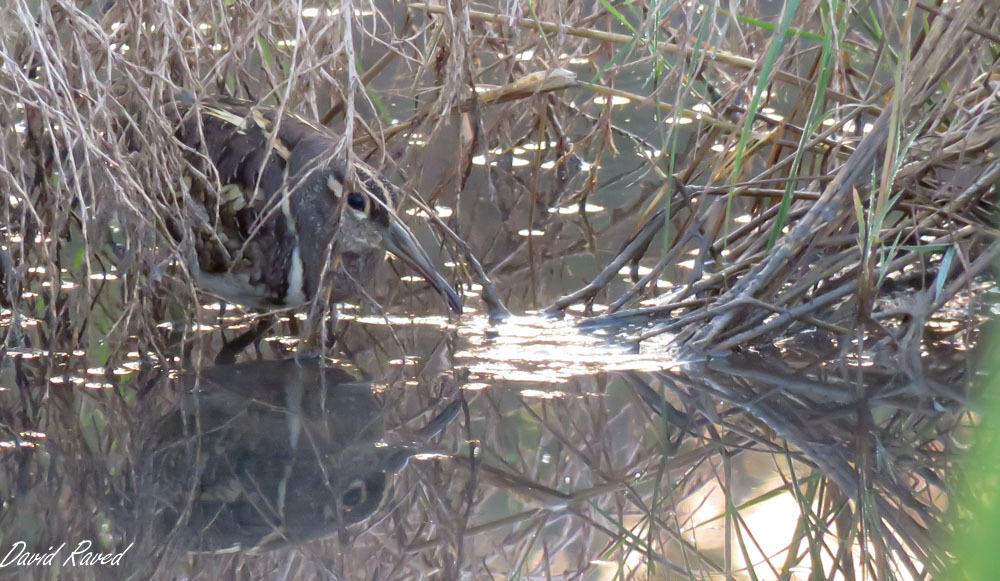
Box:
xmin=287 ymin=143 xmax=463 ymax=314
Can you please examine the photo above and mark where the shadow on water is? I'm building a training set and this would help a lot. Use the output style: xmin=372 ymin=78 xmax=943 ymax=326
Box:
xmin=0 ymin=308 xmax=982 ymax=579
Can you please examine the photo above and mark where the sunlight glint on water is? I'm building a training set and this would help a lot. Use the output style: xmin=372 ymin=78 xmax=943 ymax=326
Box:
xmin=454 ymin=315 xmax=680 ymax=384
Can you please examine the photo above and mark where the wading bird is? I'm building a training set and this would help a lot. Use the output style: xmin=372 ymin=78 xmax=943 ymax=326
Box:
xmin=166 ymin=94 xmax=462 ymax=359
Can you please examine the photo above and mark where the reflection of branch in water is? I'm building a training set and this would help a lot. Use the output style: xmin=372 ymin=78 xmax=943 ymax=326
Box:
xmin=617 ymin=353 xmax=964 ymax=575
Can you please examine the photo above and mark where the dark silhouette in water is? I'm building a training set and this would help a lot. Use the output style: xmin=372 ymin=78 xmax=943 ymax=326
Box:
xmin=136 ymin=357 xmax=410 ymax=554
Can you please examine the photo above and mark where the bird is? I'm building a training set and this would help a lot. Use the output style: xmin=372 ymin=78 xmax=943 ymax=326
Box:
xmin=165 ymin=93 xmax=462 ymax=318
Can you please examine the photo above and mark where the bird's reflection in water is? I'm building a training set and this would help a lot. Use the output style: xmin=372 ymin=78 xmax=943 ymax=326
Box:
xmin=140 ymin=357 xmax=410 ymax=554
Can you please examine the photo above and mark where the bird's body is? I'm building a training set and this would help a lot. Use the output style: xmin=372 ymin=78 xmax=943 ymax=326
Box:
xmin=167 ymin=94 xmax=461 ymax=313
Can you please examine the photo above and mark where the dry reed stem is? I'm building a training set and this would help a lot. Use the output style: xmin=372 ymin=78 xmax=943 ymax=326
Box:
xmin=0 ymin=0 xmax=994 ymax=577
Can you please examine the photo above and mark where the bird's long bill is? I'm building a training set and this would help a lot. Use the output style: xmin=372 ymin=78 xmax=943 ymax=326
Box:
xmin=384 ymin=222 xmax=463 ymax=314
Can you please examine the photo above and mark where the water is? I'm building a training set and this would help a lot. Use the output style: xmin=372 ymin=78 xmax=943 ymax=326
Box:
xmin=0 ymin=290 xmax=982 ymax=579
xmin=0 ymin=7 xmax=991 ymax=579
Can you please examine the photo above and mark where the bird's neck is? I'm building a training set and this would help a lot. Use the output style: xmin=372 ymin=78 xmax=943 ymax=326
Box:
xmin=287 ymin=187 xmax=337 ymax=302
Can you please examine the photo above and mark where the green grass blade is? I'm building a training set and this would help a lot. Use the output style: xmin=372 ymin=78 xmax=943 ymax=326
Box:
xmin=726 ymin=0 xmax=802 ymax=233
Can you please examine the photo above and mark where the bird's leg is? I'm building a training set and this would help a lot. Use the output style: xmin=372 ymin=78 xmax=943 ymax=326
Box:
xmin=324 ymin=308 xmax=340 ymax=351
xmin=215 ymin=314 xmax=275 ymax=365
xmin=252 ymin=330 xmax=265 ymax=360
xmin=284 ymin=316 xmax=300 ymax=358
xmin=292 ymin=308 xmax=357 ymax=361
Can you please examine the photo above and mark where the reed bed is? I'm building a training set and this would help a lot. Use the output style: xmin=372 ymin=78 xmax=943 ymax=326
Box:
xmin=0 ymin=0 xmax=997 ymax=579
xmin=1 ymin=0 xmax=997 ymax=354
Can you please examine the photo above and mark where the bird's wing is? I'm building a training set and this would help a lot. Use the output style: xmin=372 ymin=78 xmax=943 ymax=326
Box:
xmin=170 ymin=96 xmax=332 ymax=307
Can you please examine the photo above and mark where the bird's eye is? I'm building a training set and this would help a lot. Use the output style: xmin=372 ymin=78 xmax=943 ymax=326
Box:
xmin=347 ymin=193 xmax=367 ymax=212
xmin=341 ymin=479 xmax=367 ymax=508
